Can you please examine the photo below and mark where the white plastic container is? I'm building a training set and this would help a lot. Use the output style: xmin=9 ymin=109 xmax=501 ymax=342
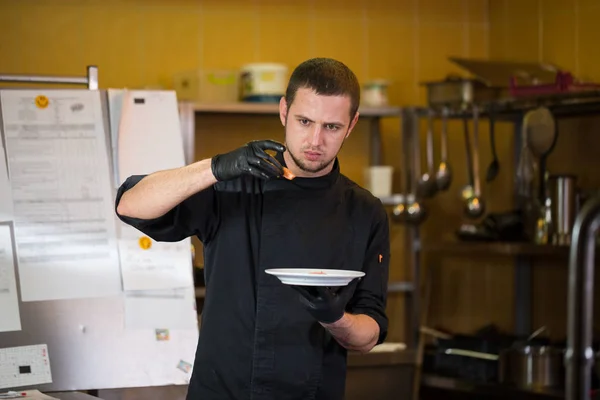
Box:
xmin=240 ymin=63 xmax=288 ymax=101
xmin=362 ymin=80 xmax=390 ymax=107
xmin=364 ymin=166 xmax=394 ymax=197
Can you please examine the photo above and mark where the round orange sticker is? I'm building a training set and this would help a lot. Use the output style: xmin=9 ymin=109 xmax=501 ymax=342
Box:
xmin=138 ymin=236 xmax=152 ymax=250
xmin=35 ymin=95 xmax=49 ymax=109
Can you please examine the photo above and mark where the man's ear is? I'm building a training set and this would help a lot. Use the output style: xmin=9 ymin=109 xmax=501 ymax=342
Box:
xmin=345 ymin=111 xmax=360 ymax=139
xmin=279 ymin=96 xmax=288 ymax=127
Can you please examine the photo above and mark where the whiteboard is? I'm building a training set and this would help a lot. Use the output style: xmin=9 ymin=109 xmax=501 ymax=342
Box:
xmin=0 ymin=89 xmax=199 ymax=392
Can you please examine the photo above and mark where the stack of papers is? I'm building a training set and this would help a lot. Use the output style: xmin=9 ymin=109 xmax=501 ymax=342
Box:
xmin=0 ymin=390 xmax=58 ymax=399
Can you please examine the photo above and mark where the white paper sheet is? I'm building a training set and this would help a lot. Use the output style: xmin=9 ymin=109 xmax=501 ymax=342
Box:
xmin=0 ymin=146 xmax=13 ymax=222
xmin=124 ymin=287 xmax=198 ymax=330
xmin=0 ymin=224 xmax=21 ymax=333
xmin=118 ymin=224 xmax=193 ymax=291
xmin=0 ymin=344 xmax=52 ymax=390
xmin=106 ymin=89 xmax=124 ymax=189
xmin=0 ymin=90 xmax=122 ymax=302
xmin=114 ymin=89 xmax=186 ymax=186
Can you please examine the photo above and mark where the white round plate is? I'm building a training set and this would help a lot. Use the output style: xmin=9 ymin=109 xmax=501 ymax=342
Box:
xmin=265 ymin=268 xmax=365 ymax=287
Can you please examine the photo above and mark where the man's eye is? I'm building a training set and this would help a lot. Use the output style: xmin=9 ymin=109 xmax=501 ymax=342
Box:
xmin=299 ymin=119 xmax=310 ymax=126
xmin=326 ymin=124 xmax=339 ymax=131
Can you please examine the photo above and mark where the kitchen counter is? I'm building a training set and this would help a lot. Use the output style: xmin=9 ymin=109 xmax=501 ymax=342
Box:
xmin=346 ymin=346 xmax=415 ymax=400
xmin=49 ymin=392 xmax=103 ymax=400
xmin=348 ymin=347 xmax=416 ymax=367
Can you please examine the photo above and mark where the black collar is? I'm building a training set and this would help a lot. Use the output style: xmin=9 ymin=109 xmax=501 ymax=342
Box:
xmin=274 ymin=151 xmax=340 ymax=189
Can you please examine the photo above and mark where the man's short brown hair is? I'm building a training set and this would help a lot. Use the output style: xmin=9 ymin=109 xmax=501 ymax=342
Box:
xmin=285 ymin=58 xmax=360 ymax=118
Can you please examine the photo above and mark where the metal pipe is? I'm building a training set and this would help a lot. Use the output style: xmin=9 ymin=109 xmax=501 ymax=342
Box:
xmin=0 ymin=74 xmax=88 ymax=85
xmin=0 ymin=65 xmax=98 ymax=89
xmin=87 ymin=66 xmax=99 ymax=90
xmin=566 ymin=194 xmax=600 ymax=400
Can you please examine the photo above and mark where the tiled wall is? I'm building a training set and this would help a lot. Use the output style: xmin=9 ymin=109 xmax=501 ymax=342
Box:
xmin=490 ymin=0 xmax=600 ymax=83
xmin=0 ymin=0 xmax=489 ymax=106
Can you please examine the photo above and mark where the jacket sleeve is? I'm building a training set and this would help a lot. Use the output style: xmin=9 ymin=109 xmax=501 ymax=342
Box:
xmin=346 ymin=204 xmax=390 ymax=344
xmin=115 ymin=174 xmax=220 ymax=244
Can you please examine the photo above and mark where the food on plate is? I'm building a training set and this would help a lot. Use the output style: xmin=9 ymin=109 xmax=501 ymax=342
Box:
xmin=283 ymin=167 xmax=296 ymax=180
xmin=309 ymin=271 xmax=326 ymax=275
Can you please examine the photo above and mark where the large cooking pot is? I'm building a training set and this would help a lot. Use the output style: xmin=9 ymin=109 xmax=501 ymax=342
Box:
xmin=442 ymin=344 xmax=563 ymax=389
xmin=498 ymin=345 xmax=563 ymax=389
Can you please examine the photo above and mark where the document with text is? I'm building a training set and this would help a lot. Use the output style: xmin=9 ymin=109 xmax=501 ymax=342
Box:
xmin=0 ymin=224 xmax=21 ymax=333
xmin=0 ymin=90 xmax=122 ymax=301
xmin=0 ymin=145 xmax=13 ymax=222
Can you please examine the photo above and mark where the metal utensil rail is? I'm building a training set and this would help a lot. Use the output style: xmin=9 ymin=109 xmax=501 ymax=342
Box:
xmin=412 ymin=90 xmax=600 ymax=121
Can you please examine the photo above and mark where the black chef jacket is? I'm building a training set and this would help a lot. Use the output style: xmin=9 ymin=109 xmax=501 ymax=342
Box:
xmin=115 ymin=155 xmax=390 ymax=400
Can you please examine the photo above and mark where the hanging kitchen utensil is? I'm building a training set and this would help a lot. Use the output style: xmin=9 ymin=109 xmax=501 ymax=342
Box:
xmin=406 ymin=117 xmax=427 ymax=225
xmin=486 ymin=108 xmax=499 ymax=182
xmin=515 ymin=117 xmax=535 ymax=200
xmin=392 ymin=114 xmax=411 ymax=223
xmin=515 ymin=111 xmax=539 ymax=239
xmin=435 ymin=107 xmax=452 ymax=191
xmin=461 ymin=116 xmax=475 ymax=201
xmin=465 ymin=106 xmax=486 ymax=219
xmin=417 ymin=110 xmax=438 ymax=199
xmin=524 ymin=106 xmax=558 ymax=204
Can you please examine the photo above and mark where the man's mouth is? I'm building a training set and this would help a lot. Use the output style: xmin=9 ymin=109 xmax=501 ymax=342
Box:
xmin=304 ymin=151 xmax=322 ymax=161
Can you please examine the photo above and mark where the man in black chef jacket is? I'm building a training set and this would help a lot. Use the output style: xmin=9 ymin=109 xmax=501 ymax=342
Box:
xmin=115 ymin=57 xmax=390 ymax=400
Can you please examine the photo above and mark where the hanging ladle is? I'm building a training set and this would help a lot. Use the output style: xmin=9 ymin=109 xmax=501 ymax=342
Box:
xmin=416 ymin=110 xmax=438 ymax=199
xmin=486 ymin=108 xmax=500 ymax=182
xmin=435 ymin=107 xmax=452 ymax=191
xmin=460 ymin=116 xmax=474 ymax=201
xmin=464 ymin=105 xmax=485 ymax=219
xmin=524 ymin=106 xmax=558 ymax=204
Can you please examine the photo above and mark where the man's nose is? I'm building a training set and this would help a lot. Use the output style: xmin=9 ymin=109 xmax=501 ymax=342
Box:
xmin=308 ymin=126 xmax=323 ymax=146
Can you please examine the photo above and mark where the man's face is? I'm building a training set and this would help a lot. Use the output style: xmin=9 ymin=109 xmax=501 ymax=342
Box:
xmin=279 ymin=87 xmax=359 ymax=177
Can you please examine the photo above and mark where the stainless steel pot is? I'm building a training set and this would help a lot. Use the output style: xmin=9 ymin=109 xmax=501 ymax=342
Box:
xmin=498 ymin=345 xmax=563 ymax=389
xmin=442 ymin=345 xmax=563 ymax=389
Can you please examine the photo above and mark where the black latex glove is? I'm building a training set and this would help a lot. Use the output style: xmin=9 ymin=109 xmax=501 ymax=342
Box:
xmin=211 ymin=140 xmax=286 ymax=181
xmin=291 ymin=279 xmax=360 ymax=324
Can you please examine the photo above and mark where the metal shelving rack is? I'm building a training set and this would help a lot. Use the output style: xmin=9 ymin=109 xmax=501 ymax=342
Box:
xmin=409 ymin=90 xmax=600 ymax=337
xmin=403 ymin=89 xmax=600 ymax=399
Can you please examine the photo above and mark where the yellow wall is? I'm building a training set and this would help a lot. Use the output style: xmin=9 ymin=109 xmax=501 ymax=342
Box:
xmin=0 ymin=0 xmax=488 ymax=103
xmin=489 ymin=0 xmax=600 ymax=83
